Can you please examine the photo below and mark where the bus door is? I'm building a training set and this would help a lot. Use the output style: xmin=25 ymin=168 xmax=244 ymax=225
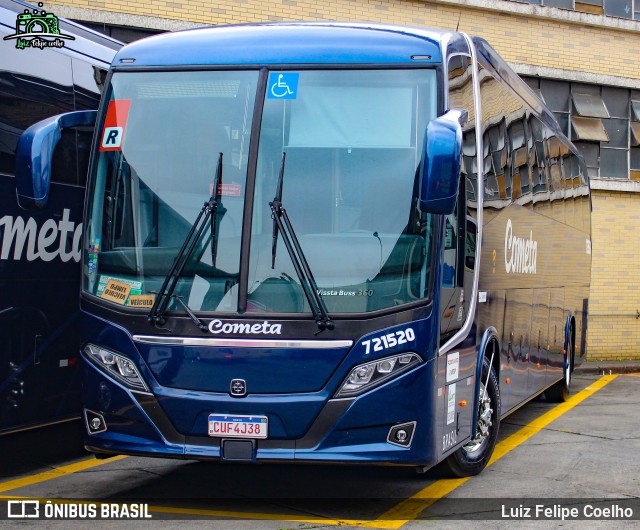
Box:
xmin=438 ymin=175 xmax=477 ymax=452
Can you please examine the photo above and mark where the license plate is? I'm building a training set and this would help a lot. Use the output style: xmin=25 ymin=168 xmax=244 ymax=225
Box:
xmin=208 ymin=414 xmax=268 ymax=439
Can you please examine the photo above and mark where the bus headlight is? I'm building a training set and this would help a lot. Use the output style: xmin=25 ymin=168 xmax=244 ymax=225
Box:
xmin=335 ymin=353 xmax=422 ymax=397
xmin=83 ymin=344 xmax=149 ymax=392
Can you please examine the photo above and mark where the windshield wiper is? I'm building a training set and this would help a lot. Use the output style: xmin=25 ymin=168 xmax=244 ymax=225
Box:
xmin=269 ymin=152 xmax=334 ymax=332
xmin=210 ymin=152 xmax=226 ymax=268
xmin=148 ymin=152 xmax=224 ymax=331
xmin=270 ymin=152 xmax=285 ymax=269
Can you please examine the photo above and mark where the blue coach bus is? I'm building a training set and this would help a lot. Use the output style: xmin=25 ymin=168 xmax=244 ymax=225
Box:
xmin=16 ymin=23 xmax=590 ymax=476
xmin=0 ymin=0 xmax=120 ymax=433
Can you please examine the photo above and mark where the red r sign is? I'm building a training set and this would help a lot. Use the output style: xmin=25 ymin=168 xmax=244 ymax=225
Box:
xmin=100 ymin=100 xmax=131 ymax=151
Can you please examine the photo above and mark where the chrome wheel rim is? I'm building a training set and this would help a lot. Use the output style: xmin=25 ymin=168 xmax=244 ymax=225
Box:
xmin=463 ymin=381 xmax=493 ymax=455
xmin=565 ymin=336 xmax=572 ymax=387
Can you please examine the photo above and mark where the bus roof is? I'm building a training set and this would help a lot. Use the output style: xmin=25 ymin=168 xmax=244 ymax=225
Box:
xmin=113 ymin=22 xmax=448 ymax=67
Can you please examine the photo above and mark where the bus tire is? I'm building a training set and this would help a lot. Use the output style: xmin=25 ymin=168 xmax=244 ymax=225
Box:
xmin=445 ymin=356 xmax=500 ymax=477
xmin=545 ymin=331 xmax=573 ymax=403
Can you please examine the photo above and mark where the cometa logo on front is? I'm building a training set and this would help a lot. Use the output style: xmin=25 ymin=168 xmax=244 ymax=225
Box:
xmin=504 ymin=219 xmax=537 ymax=274
xmin=208 ymin=319 xmax=282 ymax=335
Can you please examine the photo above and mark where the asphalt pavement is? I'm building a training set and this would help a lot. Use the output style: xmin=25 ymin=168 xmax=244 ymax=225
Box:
xmin=1 ymin=371 xmax=638 ymax=528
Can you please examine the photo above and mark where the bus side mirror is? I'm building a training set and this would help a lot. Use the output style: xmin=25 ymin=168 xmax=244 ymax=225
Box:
xmin=420 ymin=109 xmax=463 ymax=215
xmin=15 ymin=110 xmax=97 ymax=209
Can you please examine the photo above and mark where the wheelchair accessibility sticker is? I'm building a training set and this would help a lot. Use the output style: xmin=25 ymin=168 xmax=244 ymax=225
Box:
xmin=268 ymin=72 xmax=299 ymax=99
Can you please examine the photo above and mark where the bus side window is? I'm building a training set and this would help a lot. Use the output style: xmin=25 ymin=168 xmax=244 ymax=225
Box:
xmin=465 ymin=217 xmax=476 ymax=271
xmin=51 ymin=131 xmax=80 ymax=186
xmin=0 ymin=35 xmax=74 ymax=177
xmin=74 ymin=61 xmax=107 ymax=187
xmin=50 ymin=60 xmax=105 ymax=187
xmin=443 ymin=214 xmax=457 ymax=288
xmin=448 ymin=174 xmax=468 ymax=289
xmin=439 ymin=176 xmax=468 ymax=339
xmin=455 ymin=174 xmax=467 ymax=287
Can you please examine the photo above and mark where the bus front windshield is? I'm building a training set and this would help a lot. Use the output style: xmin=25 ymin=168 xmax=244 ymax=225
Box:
xmin=83 ymin=68 xmax=438 ymax=317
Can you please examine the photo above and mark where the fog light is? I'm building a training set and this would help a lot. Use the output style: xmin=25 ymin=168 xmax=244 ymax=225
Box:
xmin=84 ymin=409 xmax=107 ymax=435
xmin=387 ymin=422 xmax=416 ymax=448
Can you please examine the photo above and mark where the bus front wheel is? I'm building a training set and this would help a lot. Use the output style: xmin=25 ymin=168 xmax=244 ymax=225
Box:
xmin=445 ymin=356 xmax=500 ymax=477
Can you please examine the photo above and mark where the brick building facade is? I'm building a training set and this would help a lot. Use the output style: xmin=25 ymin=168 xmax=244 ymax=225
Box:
xmin=47 ymin=0 xmax=640 ymax=359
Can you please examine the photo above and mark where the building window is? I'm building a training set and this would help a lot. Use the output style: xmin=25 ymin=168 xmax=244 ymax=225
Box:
xmin=571 ymin=117 xmax=609 ymax=142
xmin=631 ymin=99 xmax=640 ymax=122
xmin=544 ymin=0 xmax=574 ymax=8
xmin=599 ymin=87 xmax=630 ymax=178
xmin=631 ymin=121 xmax=640 ymax=146
xmin=631 ymin=99 xmax=640 ymax=179
xmin=570 ymin=91 xmax=609 ymax=143
xmin=575 ymin=0 xmax=603 ymax=15
xmin=540 ymin=78 xmax=570 ymax=137
xmin=572 ymin=93 xmax=609 ymax=118
xmin=524 ymin=77 xmax=640 ymax=180
xmin=605 ymin=0 xmax=633 ymax=18
xmin=631 ymin=147 xmax=640 ymax=179
xmin=506 ymin=0 xmax=640 ymax=20
xmin=575 ymin=142 xmax=600 ymax=178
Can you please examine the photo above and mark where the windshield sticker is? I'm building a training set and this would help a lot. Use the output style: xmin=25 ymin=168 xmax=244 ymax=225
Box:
xmin=127 ymin=294 xmax=155 ymax=308
xmin=99 ymin=279 xmax=131 ymax=305
xmin=97 ymin=275 xmax=142 ymax=298
xmin=210 ymin=182 xmax=242 ymax=197
xmin=100 ymin=99 xmax=131 ymax=152
xmin=88 ymin=240 xmax=100 ymax=274
xmin=268 ymin=73 xmax=299 ymax=99
xmin=446 ymin=351 xmax=460 ymax=382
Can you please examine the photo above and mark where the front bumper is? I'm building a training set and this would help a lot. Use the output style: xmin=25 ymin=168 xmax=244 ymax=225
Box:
xmin=82 ymin=355 xmax=437 ymax=466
